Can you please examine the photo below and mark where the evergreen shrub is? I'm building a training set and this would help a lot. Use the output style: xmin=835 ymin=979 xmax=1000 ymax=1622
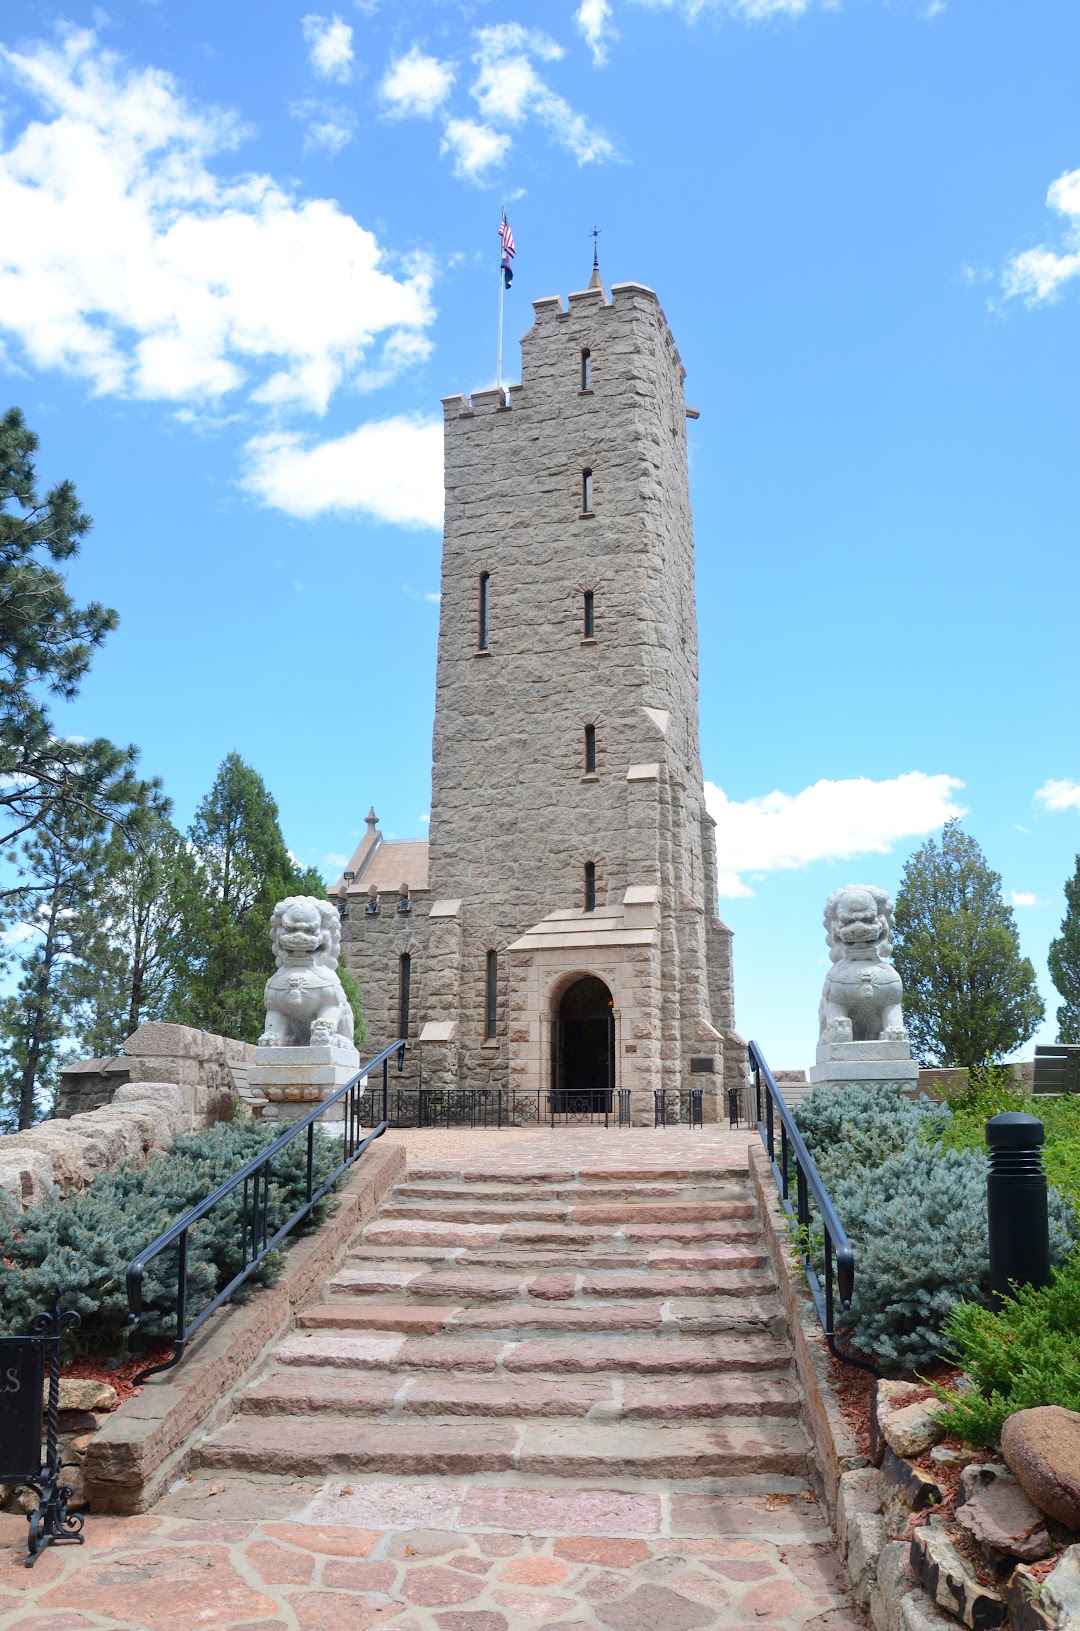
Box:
xmin=827 ymin=1145 xmax=1076 ymax=1370
xmin=932 ymin=1252 xmax=1080 ymax=1445
xmin=790 ymin=1079 xmax=1078 ymax=1370
xmin=0 ymin=1118 xmax=340 ymax=1353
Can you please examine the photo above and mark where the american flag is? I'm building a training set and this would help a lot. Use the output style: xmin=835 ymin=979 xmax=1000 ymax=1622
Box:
xmin=499 ymin=211 xmax=515 ymax=288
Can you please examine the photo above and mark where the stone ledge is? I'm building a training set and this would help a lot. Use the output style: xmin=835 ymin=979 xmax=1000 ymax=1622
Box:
xmin=748 ymin=1143 xmax=867 ymax=1516
xmin=83 ymin=1137 xmax=405 ymax=1515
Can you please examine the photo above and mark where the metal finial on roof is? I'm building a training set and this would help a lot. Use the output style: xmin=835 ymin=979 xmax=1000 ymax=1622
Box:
xmin=365 ymin=806 xmax=378 ymax=829
xmin=589 ymin=225 xmax=603 ymax=291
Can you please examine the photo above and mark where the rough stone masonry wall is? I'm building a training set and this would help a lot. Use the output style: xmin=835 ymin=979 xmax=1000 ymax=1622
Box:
xmin=1 ymin=1023 xmax=256 ymax=1212
xmin=400 ymin=278 xmax=735 ymax=1096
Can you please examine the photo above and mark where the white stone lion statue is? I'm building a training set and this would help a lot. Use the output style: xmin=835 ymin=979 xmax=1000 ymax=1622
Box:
xmin=818 ymin=885 xmax=907 ymax=1044
xmin=259 ymin=896 xmax=355 ymax=1050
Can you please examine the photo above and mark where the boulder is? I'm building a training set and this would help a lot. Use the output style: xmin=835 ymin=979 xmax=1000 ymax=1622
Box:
xmin=910 ymin=1516 xmax=1006 ymax=1629
xmin=1042 ymin=1544 xmax=1080 ymax=1627
xmin=1001 ymin=1406 xmax=1080 ymax=1531
xmin=954 ymin=1463 xmax=1051 ymax=1562
xmin=57 ymin=1379 xmax=118 ymax=1413
xmin=0 ymin=1148 xmax=55 ymax=1211
xmin=883 ymin=1399 xmax=947 ymax=1459
xmin=871 ymin=1378 xmax=922 ymax=1465
xmin=882 ymin=1447 xmax=944 ymax=1513
xmin=111 ymin=1081 xmax=184 ymax=1142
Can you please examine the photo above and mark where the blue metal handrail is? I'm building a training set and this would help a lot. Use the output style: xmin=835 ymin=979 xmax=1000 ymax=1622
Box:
xmin=748 ymin=1040 xmax=876 ymax=1374
xmin=125 ymin=1039 xmax=405 ymax=1383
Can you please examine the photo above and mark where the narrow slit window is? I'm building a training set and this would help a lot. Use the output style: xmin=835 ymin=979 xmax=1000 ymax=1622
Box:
xmin=583 ymin=589 xmax=595 ymax=639
xmin=485 ymin=949 xmax=498 ymax=1039
xmin=582 ymin=469 xmax=594 ymax=513
xmin=584 ymin=861 xmax=597 ymax=913
xmin=581 ymin=349 xmax=592 ymax=390
xmin=478 ymin=572 xmax=490 ymax=649
xmin=584 ymin=723 xmax=597 ymax=774
xmin=398 ymin=952 xmax=411 ymax=1040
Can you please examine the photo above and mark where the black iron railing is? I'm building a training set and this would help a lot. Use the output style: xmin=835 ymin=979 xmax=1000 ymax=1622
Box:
xmin=386 ymin=1087 xmax=545 ymax=1129
xmin=748 ymin=1040 xmax=875 ymax=1374
xmin=126 ymin=1040 xmax=405 ymax=1383
xmin=654 ymin=1087 xmax=703 ymax=1128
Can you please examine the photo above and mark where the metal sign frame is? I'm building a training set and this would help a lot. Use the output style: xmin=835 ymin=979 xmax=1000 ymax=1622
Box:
xmin=0 ymin=1303 xmax=86 ymax=1567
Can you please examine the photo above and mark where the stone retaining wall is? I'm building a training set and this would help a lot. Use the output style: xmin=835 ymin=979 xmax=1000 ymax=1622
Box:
xmin=1 ymin=1023 xmax=258 ymax=1212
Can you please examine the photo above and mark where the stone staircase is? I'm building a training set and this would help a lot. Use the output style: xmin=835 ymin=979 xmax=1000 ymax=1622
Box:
xmin=194 ymin=1143 xmax=812 ymax=1501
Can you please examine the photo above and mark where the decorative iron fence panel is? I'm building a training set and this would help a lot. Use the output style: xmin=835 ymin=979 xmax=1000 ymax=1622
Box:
xmin=653 ymin=1087 xmax=704 ymax=1128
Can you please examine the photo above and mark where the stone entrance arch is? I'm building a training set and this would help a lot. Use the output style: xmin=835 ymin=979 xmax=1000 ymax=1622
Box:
xmin=552 ymin=974 xmax=614 ymax=1113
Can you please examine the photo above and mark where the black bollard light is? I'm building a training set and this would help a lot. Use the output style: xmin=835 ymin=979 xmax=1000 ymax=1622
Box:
xmin=985 ymin=1112 xmax=1052 ymax=1302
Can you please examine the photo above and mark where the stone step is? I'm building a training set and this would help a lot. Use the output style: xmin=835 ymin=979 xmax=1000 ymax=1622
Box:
xmin=392 ymin=1181 xmax=748 ymax=1204
xmin=198 ymin=1415 xmax=809 ymax=1481
xmin=328 ymin=1260 xmax=772 ymax=1301
xmin=276 ymin=1329 xmax=793 ymax=1375
xmin=359 ymin=1217 xmax=756 ymax=1250
xmin=344 ymin=1232 xmax=766 ymax=1270
xmin=299 ymin=1296 xmax=782 ymax=1337
xmin=377 ymin=1199 xmax=755 ymax=1225
xmin=404 ymin=1164 xmax=751 ymax=1185
xmin=239 ymin=1365 xmax=802 ymax=1421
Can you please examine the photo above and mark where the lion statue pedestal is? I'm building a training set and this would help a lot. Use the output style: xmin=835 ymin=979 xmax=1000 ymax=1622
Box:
xmin=807 ymin=885 xmax=918 ymax=1096
xmin=249 ymin=896 xmax=362 ymax=1125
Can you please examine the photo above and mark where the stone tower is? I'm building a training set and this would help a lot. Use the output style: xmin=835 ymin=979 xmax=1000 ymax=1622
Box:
xmin=331 ymin=273 xmax=739 ymax=1118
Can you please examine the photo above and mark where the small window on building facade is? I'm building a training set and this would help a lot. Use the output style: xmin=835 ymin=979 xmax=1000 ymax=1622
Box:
xmin=583 ymin=589 xmax=595 ymax=639
xmin=582 ymin=470 xmax=594 ymax=513
xmin=478 ymin=572 xmax=490 ymax=649
xmin=581 ymin=349 xmax=592 ymax=390
xmin=485 ymin=949 xmax=498 ymax=1039
xmin=584 ymin=723 xmax=597 ymax=774
xmin=398 ymin=952 xmax=411 ymax=1040
xmin=584 ymin=861 xmax=596 ymax=913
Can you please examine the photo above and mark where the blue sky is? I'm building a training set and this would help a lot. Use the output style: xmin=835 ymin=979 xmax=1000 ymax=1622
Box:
xmin=1 ymin=0 xmax=1078 ymax=1068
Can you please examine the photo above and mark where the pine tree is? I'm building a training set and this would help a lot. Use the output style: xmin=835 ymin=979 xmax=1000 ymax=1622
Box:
xmin=178 ymin=754 xmax=319 ymax=1042
xmin=1048 ymin=856 xmax=1080 ymax=1044
xmin=893 ymin=818 xmax=1045 ymax=1067
xmin=0 ymin=407 xmax=144 ymax=889
xmin=68 ymin=802 xmax=205 ymax=1056
xmin=0 ymin=807 xmax=112 ymax=1129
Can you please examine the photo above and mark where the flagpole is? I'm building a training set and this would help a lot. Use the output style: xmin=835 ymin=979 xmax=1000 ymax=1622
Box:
xmin=496 ymin=209 xmax=505 ymax=401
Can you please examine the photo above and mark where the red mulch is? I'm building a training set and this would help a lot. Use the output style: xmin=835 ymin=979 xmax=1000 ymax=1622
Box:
xmin=62 ymin=1346 xmax=174 ymax=1403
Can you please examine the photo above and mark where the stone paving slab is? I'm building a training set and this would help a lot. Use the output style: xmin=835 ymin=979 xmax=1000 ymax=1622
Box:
xmin=0 ymin=1477 xmax=864 ymax=1631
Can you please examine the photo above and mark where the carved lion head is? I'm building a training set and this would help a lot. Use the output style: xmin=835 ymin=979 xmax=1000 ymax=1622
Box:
xmin=270 ymin=895 xmax=341 ymax=969
xmin=823 ymin=885 xmax=895 ymax=964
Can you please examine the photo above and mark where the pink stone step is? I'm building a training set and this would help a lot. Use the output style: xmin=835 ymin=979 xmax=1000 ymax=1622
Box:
xmin=446 ymin=1297 xmax=780 ymax=1335
xmin=619 ymin=1377 xmax=801 ymax=1419
xmin=502 ymin=1335 xmax=792 ymax=1374
xmin=516 ymin=1421 xmax=808 ymax=1480
xmin=299 ymin=1303 xmax=460 ymax=1335
xmin=199 ymin=1417 xmax=517 ymax=1476
xmin=570 ymin=1201 xmax=755 ymax=1223
xmin=241 ymin=1369 xmax=403 ymax=1415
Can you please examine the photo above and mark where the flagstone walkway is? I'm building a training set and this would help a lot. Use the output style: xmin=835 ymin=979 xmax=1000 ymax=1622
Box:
xmin=0 ymin=1129 xmax=865 ymax=1631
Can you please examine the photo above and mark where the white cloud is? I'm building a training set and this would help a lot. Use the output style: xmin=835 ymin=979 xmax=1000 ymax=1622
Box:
xmin=418 ymin=813 xmax=430 ymax=825
xmin=706 ymin=772 xmax=966 ymax=898
xmin=323 ymin=851 xmax=349 ymax=868
xmin=629 ymin=0 xmax=814 ymax=18
xmin=302 ymin=14 xmax=354 ymax=82
xmin=471 ymin=24 xmax=616 ymax=165
xmin=1036 ymin=778 xmax=1080 ymax=813
xmin=403 ymin=583 xmax=441 ymax=604
xmin=380 ymin=46 xmax=454 ymax=118
xmin=1011 ymin=891 xmax=1041 ymax=908
xmin=0 ymin=32 xmax=434 ymax=416
xmin=242 ymin=415 xmax=443 ymax=528
xmin=576 ymin=0 xmax=616 ymax=64
xmin=1003 ymin=167 xmax=1080 ymax=305
xmin=290 ymin=98 xmax=356 ymax=156
xmin=440 ymin=117 xmax=511 ymax=180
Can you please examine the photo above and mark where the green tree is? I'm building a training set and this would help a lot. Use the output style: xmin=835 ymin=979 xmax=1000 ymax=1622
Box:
xmin=178 ymin=754 xmax=323 ymax=1042
xmin=0 ymin=807 xmax=112 ymax=1130
xmin=0 ymin=407 xmax=144 ymax=890
xmin=68 ymin=802 xmax=205 ymax=1057
xmin=893 ymin=819 xmax=1045 ymax=1067
xmin=1048 ymin=856 xmax=1080 ymax=1044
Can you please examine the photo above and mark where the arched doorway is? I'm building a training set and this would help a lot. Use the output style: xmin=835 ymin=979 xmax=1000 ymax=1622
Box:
xmin=553 ymin=976 xmax=615 ymax=1114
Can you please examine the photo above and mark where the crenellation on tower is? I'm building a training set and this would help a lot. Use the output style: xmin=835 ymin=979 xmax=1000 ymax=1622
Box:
xmin=333 ymin=273 xmax=741 ymax=1118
